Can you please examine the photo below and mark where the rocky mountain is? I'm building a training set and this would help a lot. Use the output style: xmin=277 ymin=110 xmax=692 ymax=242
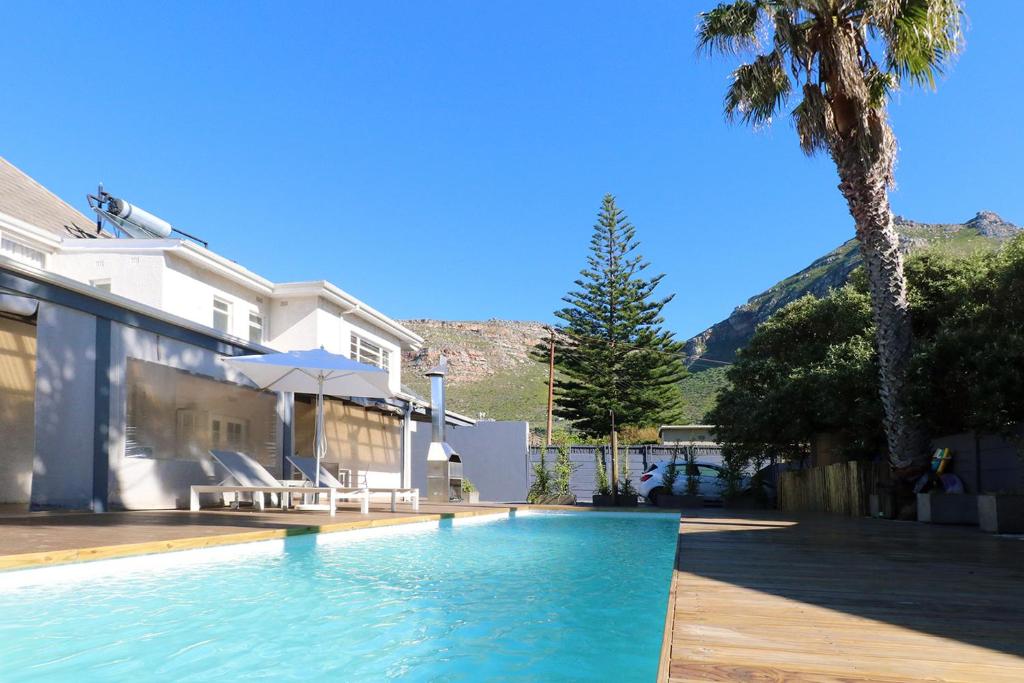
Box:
xmin=401 ymin=320 xmax=551 ymax=422
xmin=685 ymin=211 xmax=1022 ymax=367
xmin=403 ymin=212 xmax=1020 ymax=427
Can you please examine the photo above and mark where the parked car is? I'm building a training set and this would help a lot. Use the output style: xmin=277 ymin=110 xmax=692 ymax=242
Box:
xmin=638 ymin=460 xmax=750 ymax=504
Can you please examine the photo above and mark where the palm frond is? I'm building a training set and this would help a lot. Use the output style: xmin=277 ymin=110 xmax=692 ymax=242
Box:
xmin=871 ymin=0 xmax=964 ymax=88
xmin=725 ymin=51 xmax=792 ymax=126
xmin=792 ymin=83 xmax=832 ymax=155
xmin=697 ymin=0 xmax=762 ymax=55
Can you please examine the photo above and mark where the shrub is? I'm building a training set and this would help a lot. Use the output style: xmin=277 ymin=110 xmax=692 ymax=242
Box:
xmin=594 ymin=449 xmax=611 ymax=495
xmin=661 ymin=447 xmax=682 ymax=495
xmin=527 ymin=448 xmax=553 ymax=503
xmin=552 ymin=440 xmax=577 ymax=496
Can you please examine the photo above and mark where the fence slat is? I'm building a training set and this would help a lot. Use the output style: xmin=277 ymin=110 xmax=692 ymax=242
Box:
xmin=778 ymin=461 xmax=885 ymax=516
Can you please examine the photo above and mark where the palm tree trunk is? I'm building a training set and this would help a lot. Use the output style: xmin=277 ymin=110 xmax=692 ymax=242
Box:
xmin=834 ymin=141 xmax=926 ymax=470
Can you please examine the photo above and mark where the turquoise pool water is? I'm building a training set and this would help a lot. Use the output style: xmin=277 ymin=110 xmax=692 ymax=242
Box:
xmin=0 ymin=511 xmax=678 ymax=681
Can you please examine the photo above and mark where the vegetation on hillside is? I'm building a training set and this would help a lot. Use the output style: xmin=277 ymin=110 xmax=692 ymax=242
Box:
xmin=687 ymin=214 xmax=1021 ymax=366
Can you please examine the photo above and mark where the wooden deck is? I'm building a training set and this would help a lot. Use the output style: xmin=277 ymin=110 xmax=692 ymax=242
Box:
xmin=662 ymin=510 xmax=1024 ymax=682
xmin=0 ymin=502 xmax=512 ymax=570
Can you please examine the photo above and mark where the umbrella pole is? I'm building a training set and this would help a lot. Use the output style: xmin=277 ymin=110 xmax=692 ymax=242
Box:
xmin=315 ymin=375 xmax=324 ymax=488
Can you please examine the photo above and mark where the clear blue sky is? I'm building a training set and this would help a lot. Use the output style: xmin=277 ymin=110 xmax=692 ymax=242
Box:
xmin=3 ymin=2 xmax=1021 ymax=339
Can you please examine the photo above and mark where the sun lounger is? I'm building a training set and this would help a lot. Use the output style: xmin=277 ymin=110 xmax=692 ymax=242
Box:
xmin=287 ymin=456 xmax=415 ymax=512
xmin=189 ymin=450 xmax=342 ymax=516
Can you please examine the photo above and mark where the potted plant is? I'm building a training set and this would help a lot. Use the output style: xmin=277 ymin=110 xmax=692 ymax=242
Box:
xmin=978 ymin=490 xmax=1024 ymax=534
xmin=527 ymin=447 xmax=553 ymax=503
xmin=616 ymin=476 xmax=639 ymax=507
xmin=461 ymin=478 xmax=480 ymax=504
xmin=592 ymin=448 xmax=615 ymax=506
xmin=655 ymin=447 xmax=704 ymax=508
xmin=546 ymin=439 xmax=578 ymax=505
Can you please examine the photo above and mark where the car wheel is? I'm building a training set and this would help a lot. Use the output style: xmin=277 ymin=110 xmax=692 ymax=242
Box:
xmin=646 ymin=487 xmax=664 ymax=506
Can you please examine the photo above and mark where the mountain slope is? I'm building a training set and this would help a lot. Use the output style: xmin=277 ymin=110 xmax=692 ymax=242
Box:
xmin=685 ymin=211 xmax=1021 ymax=367
xmin=402 ymin=211 xmax=1020 ymax=427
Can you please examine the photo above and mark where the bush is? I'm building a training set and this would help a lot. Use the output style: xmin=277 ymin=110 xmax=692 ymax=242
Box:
xmin=660 ymin=447 xmax=682 ymax=495
xmin=594 ymin=449 xmax=611 ymax=495
xmin=527 ymin=448 xmax=553 ymax=503
xmin=552 ymin=440 xmax=577 ymax=496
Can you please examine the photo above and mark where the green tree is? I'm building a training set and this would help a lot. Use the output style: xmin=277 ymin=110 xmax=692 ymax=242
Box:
xmin=709 ymin=241 xmax=1024 ymax=469
xmin=697 ymin=1 xmax=964 ymax=470
xmin=708 ymin=286 xmax=883 ymax=464
xmin=908 ymin=238 xmax=1024 ymax=442
xmin=545 ymin=194 xmax=688 ymax=490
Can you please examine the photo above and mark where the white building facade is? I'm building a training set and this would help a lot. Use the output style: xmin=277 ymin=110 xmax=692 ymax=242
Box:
xmin=0 ymin=156 xmax=462 ymax=511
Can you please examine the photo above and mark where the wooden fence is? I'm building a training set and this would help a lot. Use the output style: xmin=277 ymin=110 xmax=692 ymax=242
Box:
xmin=777 ymin=461 xmax=887 ymax=516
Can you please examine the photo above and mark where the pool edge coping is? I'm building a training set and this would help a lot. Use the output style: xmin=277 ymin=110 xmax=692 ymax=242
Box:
xmin=657 ymin=512 xmax=685 ymax=683
xmin=0 ymin=507 xmax=513 ymax=572
xmin=0 ymin=504 xmax=675 ymax=572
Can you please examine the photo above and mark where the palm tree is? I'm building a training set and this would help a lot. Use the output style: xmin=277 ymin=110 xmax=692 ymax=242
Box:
xmin=697 ymin=1 xmax=963 ymax=469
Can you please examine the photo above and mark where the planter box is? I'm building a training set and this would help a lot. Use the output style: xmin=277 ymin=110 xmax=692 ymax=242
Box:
xmin=656 ymin=494 xmax=704 ymax=509
xmin=978 ymin=494 xmax=1024 ymax=534
xmin=917 ymin=493 xmax=979 ymax=525
xmin=462 ymin=491 xmax=480 ymax=504
xmin=592 ymin=494 xmax=637 ymax=507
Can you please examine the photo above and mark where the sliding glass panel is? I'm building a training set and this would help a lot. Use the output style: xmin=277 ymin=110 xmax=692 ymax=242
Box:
xmin=125 ymin=358 xmax=279 ymax=473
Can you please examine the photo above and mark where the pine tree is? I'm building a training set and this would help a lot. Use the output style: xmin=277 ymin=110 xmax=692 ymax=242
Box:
xmin=544 ymin=195 xmax=687 ymax=485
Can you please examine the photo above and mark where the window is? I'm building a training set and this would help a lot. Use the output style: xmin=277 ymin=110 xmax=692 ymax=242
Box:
xmin=248 ymin=312 xmax=264 ymax=344
xmin=350 ymin=332 xmax=390 ymax=370
xmin=1 ymin=237 xmax=45 ymax=268
xmin=698 ymin=465 xmax=722 ymax=479
xmin=91 ymin=279 xmax=111 ymax=293
xmin=213 ymin=297 xmax=232 ymax=333
xmin=212 ymin=416 xmax=247 ymax=449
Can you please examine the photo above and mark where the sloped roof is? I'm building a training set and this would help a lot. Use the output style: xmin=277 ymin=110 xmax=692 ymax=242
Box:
xmin=0 ymin=156 xmax=103 ymax=238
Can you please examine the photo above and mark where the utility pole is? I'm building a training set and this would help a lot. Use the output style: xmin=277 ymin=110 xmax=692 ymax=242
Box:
xmin=546 ymin=327 xmax=555 ymax=447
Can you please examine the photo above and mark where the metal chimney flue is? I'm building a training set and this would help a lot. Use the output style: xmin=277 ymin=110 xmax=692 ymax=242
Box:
xmin=428 ymin=356 xmax=447 ymax=444
xmin=425 ymin=355 xmax=463 ymax=503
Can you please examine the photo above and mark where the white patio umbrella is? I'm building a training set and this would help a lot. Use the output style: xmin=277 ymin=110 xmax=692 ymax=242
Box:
xmin=222 ymin=347 xmax=393 ymax=486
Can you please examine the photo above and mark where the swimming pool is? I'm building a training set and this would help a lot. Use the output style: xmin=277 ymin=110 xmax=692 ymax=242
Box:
xmin=0 ymin=511 xmax=679 ymax=681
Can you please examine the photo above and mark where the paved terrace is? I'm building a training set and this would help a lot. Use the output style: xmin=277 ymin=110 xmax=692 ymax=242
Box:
xmin=0 ymin=502 xmax=513 ymax=570
xmin=661 ymin=510 xmax=1024 ymax=682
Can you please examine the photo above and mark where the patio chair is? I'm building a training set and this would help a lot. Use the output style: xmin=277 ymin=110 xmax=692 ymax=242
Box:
xmin=287 ymin=456 xmax=415 ymax=512
xmin=188 ymin=450 xmax=342 ymax=516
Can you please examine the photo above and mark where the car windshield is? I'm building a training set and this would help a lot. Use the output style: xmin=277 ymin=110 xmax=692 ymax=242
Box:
xmin=643 ymin=463 xmax=658 ymax=474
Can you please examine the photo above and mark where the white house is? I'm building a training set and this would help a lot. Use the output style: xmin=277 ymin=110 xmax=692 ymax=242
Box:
xmin=0 ymin=156 xmax=468 ymax=511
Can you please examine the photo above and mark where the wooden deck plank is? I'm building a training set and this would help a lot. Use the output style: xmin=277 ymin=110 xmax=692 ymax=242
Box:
xmin=663 ymin=510 xmax=1024 ymax=682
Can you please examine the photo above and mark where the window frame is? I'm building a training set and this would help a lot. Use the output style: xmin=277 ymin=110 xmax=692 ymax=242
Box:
xmin=349 ymin=332 xmax=391 ymax=371
xmin=212 ymin=297 xmax=232 ymax=333
xmin=248 ymin=311 xmax=264 ymax=344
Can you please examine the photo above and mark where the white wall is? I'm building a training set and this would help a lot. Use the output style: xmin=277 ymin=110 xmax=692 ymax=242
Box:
xmin=30 ymin=303 xmax=97 ymax=508
xmin=162 ymin=255 xmax=267 ymax=342
xmin=50 ymin=250 xmax=166 ymax=309
xmin=266 ymin=295 xmax=319 ymax=351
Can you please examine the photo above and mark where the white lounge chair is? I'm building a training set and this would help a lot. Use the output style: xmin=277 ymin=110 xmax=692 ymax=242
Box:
xmin=189 ymin=450 xmax=352 ymax=517
xmin=287 ymin=456 xmax=418 ymax=513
